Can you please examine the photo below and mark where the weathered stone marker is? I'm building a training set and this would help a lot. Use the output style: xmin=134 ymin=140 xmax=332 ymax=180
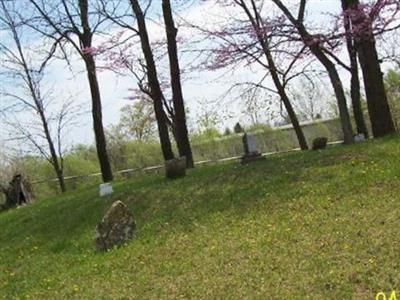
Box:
xmin=94 ymin=200 xmax=136 ymax=251
xmin=165 ymin=156 xmax=187 ymax=179
xmin=241 ymin=133 xmax=264 ymax=164
xmin=312 ymin=137 xmax=328 ymax=150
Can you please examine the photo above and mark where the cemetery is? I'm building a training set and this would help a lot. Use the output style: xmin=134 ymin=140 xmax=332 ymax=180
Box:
xmin=1 ymin=136 xmax=400 ymax=299
xmin=0 ymin=0 xmax=399 ymax=299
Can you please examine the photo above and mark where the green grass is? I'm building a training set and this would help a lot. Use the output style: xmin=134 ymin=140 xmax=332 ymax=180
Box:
xmin=1 ymin=136 xmax=399 ymax=299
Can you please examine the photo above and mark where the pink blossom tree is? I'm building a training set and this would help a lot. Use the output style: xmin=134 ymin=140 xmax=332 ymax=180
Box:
xmin=271 ymin=0 xmax=355 ymax=144
xmin=340 ymin=0 xmax=398 ymax=137
xmin=189 ymin=0 xmax=311 ymax=150
xmin=99 ymin=0 xmax=194 ymax=166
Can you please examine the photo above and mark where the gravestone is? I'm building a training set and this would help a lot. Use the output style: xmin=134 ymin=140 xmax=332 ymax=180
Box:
xmin=1 ymin=174 xmax=34 ymax=209
xmin=165 ymin=156 xmax=186 ymax=179
xmin=99 ymin=182 xmax=113 ymax=197
xmin=94 ymin=200 xmax=136 ymax=251
xmin=241 ymin=133 xmax=264 ymax=164
xmin=312 ymin=137 xmax=328 ymax=150
xmin=354 ymin=133 xmax=366 ymax=143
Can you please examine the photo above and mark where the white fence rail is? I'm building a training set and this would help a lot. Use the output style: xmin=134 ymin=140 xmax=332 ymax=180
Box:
xmin=32 ymin=140 xmax=343 ymax=185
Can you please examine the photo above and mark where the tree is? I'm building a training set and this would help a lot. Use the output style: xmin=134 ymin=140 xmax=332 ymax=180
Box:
xmin=272 ymin=0 xmax=355 ymax=144
xmin=118 ymin=99 xmax=156 ymax=141
xmin=0 ymin=0 xmax=70 ymax=192
xmin=128 ymin=0 xmax=175 ymax=161
xmin=289 ymin=79 xmax=337 ymax=122
xmin=224 ymin=127 xmax=232 ymax=136
xmin=342 ymin=0 xmax=396 ymax=137
xmin=28 ymin=0 xmax=113 ymax=182
xmin=341 ymin=0 xmax=369 ymax=137
xmin=162 ymin=0 xmax=194 ymax=168
xmin=385 ymin=68 xmax=400 ymax=131
xmin=242 ymin=90 xmax=273 ymax=126
xmin=194 ymin=0 xmax=309 ymax=150
xmin=234 ymin=122 xmax=244 ymax=134
xmin=100 ymin=0 xmax=194 ymax=165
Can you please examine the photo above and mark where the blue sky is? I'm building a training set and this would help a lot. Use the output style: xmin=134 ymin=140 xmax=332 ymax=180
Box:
xmin=0 ymin=0 xmax=397 ymax=155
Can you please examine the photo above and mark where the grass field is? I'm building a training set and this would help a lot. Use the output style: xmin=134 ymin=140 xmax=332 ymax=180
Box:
xmin=0 ymin=136 xmax=399 ymax=299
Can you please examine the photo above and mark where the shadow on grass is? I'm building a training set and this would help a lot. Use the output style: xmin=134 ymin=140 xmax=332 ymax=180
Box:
xmin=0 ymin=135 xmax=398 ymax=255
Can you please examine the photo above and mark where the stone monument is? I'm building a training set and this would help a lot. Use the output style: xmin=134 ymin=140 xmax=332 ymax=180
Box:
xmin=241 ymin=133 xmax=264 ymax=164
xmin=312 ymin=137 xmax=328 ymax=150
xmin=94 ymin=200 xmax=136 ymax=251
xmin=165 ymin=156 xmax=187 ymax=179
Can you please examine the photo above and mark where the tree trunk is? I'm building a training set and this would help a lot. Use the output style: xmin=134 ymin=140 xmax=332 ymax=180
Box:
xmin=304 ymin=47 xmax=354 ymax=144
xmin=271 ymin=0 xmax=354 ymax=144
xmin=345 ymin=0 xmax=395 ymax=137
xmin=279 ymin=88 xmax=309 ymax=150
xmin=162 ymin=0 xmax=194 ymax=168
xmin=356 ymin=38 xmax=395 ymax=137
xmin=305 ymin=47 xmax=354 ymax=145
xmin=321 ymin=54 xmax=354 ymax=144
xmin=306 ymin=43 xmax=355 ymax=144
xmin=79 ymin=0 xmax=113 ymax=182
xmin=84 ymin=55 xmax=113 ymax=182
xmin=342 ymin=0 xmax=368 ymax=137
xmin=262 ymin=41 xmax=308 ymax=150
xmin=130 ymin=0 xmax=174 ymax=161
xmin=38 ymin=111 xmax=67 ymax=192
xmin=239 ymin=0 xmax=308 ymax=150
xmin=349 ymin=60 xmax=368 ymax=137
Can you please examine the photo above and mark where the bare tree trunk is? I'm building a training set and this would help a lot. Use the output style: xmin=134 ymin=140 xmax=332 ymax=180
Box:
xmin=84 ymin=55 xmax=113 ymax=182
xmin=262 ymin=41 xmax=308 ymax=150
xmin=162 ymin=0 xmax=194 ymax=168
xmin=349 ymin=57 xmax=368 ymax=137
xmin=78 ymin=0 xmax=113 ymax=182
xmin=240 ymin=0 xmax=308 ymax=150
xmin=38 ymin=111 xmax=66 ymax=192
xmin=345 ymin=0 xmax=395 ymax=137
xmin=272 ymin=0 xmax=354 ymax=144
xmin=130 ymin=0 xmax=174 ymax=161
xmin=342 ymin=0 xmax=368 ymax=138
xmin=320 ymin=54 xmax=354 ymax=144
xmin=1 ymin=0 xmax=67 ymax=192
xmin=356 ymin=39 xmax=395 ymax=137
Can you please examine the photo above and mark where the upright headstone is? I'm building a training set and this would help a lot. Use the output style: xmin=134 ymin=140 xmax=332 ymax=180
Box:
xmin=312 ymin=137 xmax=328 ymax=150
xmin=94 ymin=200 xmax=136 ymax=251
xmin=241 ymin=133 xmax=264 ymax=164
xmin=165 ymin=156 xmax=186 ymax=179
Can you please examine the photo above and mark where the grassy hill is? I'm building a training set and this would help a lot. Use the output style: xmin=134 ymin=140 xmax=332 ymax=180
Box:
xmin=1 ymin=136 xmax=399 ymax=299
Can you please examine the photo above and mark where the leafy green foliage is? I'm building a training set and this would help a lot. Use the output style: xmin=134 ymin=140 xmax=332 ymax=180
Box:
xmin=0 ymin=136 xmax=399 ymax=299
xmin=13 ymin=119 xmax=345 ymax=198
xmin=385 ymin=68 xmax=400 ymax=130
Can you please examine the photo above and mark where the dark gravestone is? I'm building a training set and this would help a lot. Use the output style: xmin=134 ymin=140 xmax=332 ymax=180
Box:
xmin=165 ymin=156 xmax=187 ymax=179
xmin=94 ymin=200 xmax=136 ymax=251
xmin=1 ymin=174 xmax=34 ymax=209
xmin=312 ymin=137 xmax=328 ymax=150
xmin=241 ymin=133 xmax=264 ymax=164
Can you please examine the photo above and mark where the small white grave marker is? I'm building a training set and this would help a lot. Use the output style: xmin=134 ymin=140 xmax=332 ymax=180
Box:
xmin=99 ymin=183 xmax=113 ymax=197
xmin=354 ymin=133 xmax=366 ymax=143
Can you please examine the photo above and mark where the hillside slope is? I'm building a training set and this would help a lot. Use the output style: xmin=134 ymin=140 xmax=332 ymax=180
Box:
xmin=1 ymin=136 xmax=399 ymax=299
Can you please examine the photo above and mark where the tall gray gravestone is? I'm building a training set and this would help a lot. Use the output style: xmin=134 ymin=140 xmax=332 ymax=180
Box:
xmin=241 ymin=133 xmax=264 ymax=164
